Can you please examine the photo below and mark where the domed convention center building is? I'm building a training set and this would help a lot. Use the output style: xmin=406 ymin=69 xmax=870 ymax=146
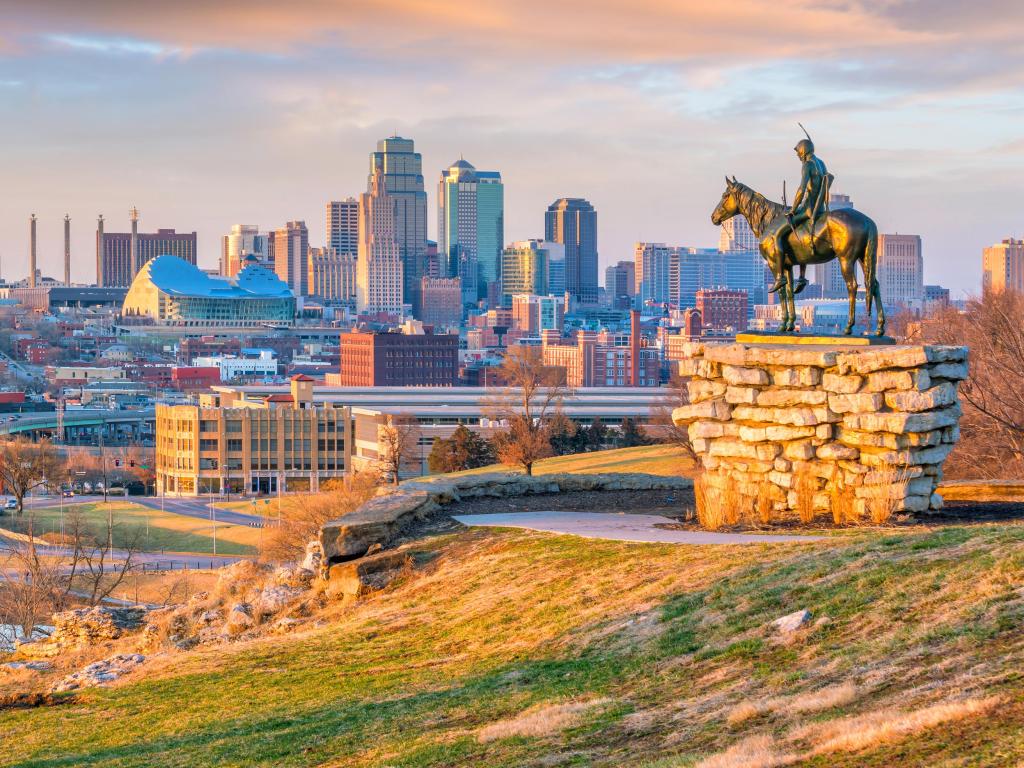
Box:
xmin=121 ymin=254 xmax=296 ymax=328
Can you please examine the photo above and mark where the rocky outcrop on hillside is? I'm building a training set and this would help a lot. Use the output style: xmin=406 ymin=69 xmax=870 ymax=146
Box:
xmin=319 ymin=471 xmax=694 ymax=568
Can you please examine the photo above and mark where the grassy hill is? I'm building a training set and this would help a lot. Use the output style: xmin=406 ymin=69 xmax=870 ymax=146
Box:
xmin=3 ymin=482 xmax=1023 ymax=766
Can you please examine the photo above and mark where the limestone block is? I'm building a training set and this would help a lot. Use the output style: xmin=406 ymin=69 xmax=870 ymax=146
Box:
xmin=822 ymin=373 xmax=863 ymax=394
xmin=756 ymin=389 xmax=828 ymax=407
xmin=905 ymin=430 xmax=942 ymax=448
xmin=862 ymin=466 xmax=923 ymax=484
xmin=768 ymin=470 xmax=792 ymax=489
xmin=704 ymin=344 xmax=837 ymax=369
xmin=838 ymin=460 xmax=869 ymax=475
xmin=815 ymin=424 xmax=833 ymax=439
xmin=828 ymin=392 xmax=884 ymax=414
xmin=765 ymin=425 xmax=817 ymax=441
xmin=738 ymin=425 xmax=768 ymax=442
xmin=836 ymin=428 xmax=903 ymax=450
xmin=910 ymin=444 xmax=955 ymax=465
xmin=863 ymin=369 xmax=930 ymax=393
xmin=842 ymin=404 xmax=961 ymax=434
xmin=941 ymin=426 xmax=960 ymax=444
xmin=929 ymin=493 xmax=944 ymax=510
xmin=884 ymin=382 xmax=958 ymax=413
xmin=708 ymin=439 xmax=760 ymax=459
xmin=783 ymin=441 xmax=815 ymax=461
xmin=855 ymin=477 xmax=934 ymax=498
xmin=678 ymin=358 xmax=720 ymax=379
xmin=925 ymin=346 xmax=968 ymax=364
xmin=928 ymin=361 xmax=969 ymax=381
xmin=816 ymin=443 xmax=859 ymax=461
xmin=774 ymin=457 xmax=792 ymax=472
xmin=687 ymin=379 xmax=727 ymax=403
xmin=771 ymin=366 xmax=823 ymax=387
xmin=732 ymin=405 xmax=839 ymax=427
xmin=689 ymin=422 xmax=725 ymax=440
xmin=835 ymin=346 xmax=943 ymax=375
xmin=692 ymin=438 xmax=709 ymax=453
xmin=672 ymin=400 xmax=731 ymax=425
xmin=756 ymin=444 xmax=781 ymax=462
xmin=729 ymin=460 xmax=775 ymax=474
xmin=722 ymin=364 xmax=770 ymax=386
xmin=725 ymin=386 xmax=758 ymax=405
xmin=896 ymin=495 xmax=931 ymax=513
xmin=723 ymin=422 xmax=742 ymax=437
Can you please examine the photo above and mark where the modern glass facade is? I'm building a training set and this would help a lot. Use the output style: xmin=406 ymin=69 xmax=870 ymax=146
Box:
xmin=545 ymin=198 xmax=598 ymax=303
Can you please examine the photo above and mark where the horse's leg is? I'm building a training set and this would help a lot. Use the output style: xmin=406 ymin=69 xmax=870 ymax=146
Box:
xmin=875 ymin=280 xmax=886 ymax=337
xmin=784 ymin=267 xmax=796 ymax=332
xmin=839 ymin=256 xmax=858 ymax=335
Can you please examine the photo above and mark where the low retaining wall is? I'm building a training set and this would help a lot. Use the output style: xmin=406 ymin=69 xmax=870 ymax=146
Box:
xmin=672 ymin=342 xmax=968 ymax=516
xmin=318 ymin=471 xmax=693 ymax=569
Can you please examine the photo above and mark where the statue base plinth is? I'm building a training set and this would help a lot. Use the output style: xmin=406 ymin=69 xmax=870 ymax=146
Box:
xmin=736 ymin=331 xmax=896 ymax=346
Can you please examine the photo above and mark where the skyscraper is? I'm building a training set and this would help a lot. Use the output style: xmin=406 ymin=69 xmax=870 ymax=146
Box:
xmin=634 ymin=243 xmax=673 ymax=305
xmin=326 ymin=198 xmax=359 ymax=255
xmin=718 ymin=214 xmax=758 ymax=252
xmin=437 ymin=159 xmax=504 ymax=305
xmin=308 ymin=247 xmax=357 ymax=307
xmin=356 ymin=169 xmax=404 ymax=315
xmin=500 ymin=240 xmax=559 ymax=304
xmin=222 ymin=224 xmax=269 ymax=277
xmin=604 ymin=261 xmax=635 ymax=308
xmin=811 ymin=193 xmax=854 ymax=298
xmin=272 ymin=221 xmax=309 ymax=297
xmin=545 ymin=198 xmax=598 ymax=303
xmin=878 ymin=233 xmax=923 ymax=305
xmin=982 ymin=239 xmax=1024 ymax=293
xmin=369 ymin=136 xmax=427 ymax=305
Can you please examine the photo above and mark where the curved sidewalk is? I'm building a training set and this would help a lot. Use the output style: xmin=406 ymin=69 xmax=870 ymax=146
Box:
xmin=452 ymin=511 xmax=824 ymax=545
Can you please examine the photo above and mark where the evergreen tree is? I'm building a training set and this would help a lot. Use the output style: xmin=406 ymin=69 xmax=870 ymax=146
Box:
xmin=427 ymin=425 xmax=496 ymax=473
xmin=618 ymin=417 xmax=652 ymax=447
xmin=546 ymin=413 xmax=579 ymax=456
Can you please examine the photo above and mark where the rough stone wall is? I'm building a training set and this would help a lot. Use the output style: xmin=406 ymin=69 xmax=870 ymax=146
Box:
xmin=672 ymin=343 xmax=968 ymax=515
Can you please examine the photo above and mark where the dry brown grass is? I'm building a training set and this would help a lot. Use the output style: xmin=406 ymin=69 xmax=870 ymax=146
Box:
xmin=694 ymin=734 xmax=796 ymax=768
xmin=793 ymin=466 xmax=818 ymax=525
xmin=791 ymin=696 xmax=1002 ymax=755
xmin=828 ymin=478 xmax=858 ymax=526
xmin=695 ymin=475 xmax=757 ymax=530
xmin=755 ymin=483 xmax=775 ymax=527
xmin=864 ymin=465 xmax=912 ymax=526
xmin=476 ymin=697 xmax=611 ymax=743
xmin=726 ymin=683 xmax=860 ymax=726
xmin=694 ymin=476 xmax=725 ymax=531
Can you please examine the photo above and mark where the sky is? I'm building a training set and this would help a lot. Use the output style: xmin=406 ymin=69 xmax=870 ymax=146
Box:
xmin=2 ymin=0 xmax=1024 ymax=296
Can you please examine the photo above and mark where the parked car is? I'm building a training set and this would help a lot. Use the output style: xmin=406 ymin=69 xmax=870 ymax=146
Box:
xmin=4 ymin=498 xmax=18 ymax=510
xmin=61 ymin=490 xmax=74 ymax=498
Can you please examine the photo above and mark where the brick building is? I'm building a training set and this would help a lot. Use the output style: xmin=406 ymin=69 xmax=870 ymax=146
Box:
xmin=540 ymin=328 xmax=659 ymax=387
xmin=331 ymin=322 xmax=458 ymax=387
xmin=695 ymin=288 xmax=748 ymax=331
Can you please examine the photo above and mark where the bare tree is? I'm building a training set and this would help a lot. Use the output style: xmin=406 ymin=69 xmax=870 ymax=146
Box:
xmin=486 ymin=346 xmax=570 ymax=475
xmin=0 ymin=438 xmax=63 ymax=514
xmin=377 ymin=413 xmax=423 ymax=485
xmin=259 ymin=472 xmax=377 ymax=562
xmin=650 ymin=372 xmax=697 ymax=462
xmin=920 ymin=291 xmax=1024 ymax=478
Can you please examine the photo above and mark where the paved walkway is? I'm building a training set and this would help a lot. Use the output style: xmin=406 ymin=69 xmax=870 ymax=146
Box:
xmin=453 ymin=511 xmax=824 ymax=545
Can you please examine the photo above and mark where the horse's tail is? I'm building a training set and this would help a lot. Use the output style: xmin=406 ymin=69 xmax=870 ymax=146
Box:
xmin=864 ymin=218 xmax=879 ymax=316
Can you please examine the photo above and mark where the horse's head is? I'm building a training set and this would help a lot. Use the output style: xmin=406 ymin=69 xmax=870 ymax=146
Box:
xmin=711 ymin=176 xmax=741 ymax=225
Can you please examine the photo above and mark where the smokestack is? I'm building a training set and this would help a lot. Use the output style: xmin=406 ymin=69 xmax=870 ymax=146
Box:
xmin=96 ymin=215 xmax=105 ymax=286
xmin=63 ymin=214 xmax=71 ymax=286
xmin=29 ymin=214 xmax=37 ymax=288
xmin=129 ymin=206 xmax=139 ymax=280
xmin=630 ymin=309 xmax=640 ymax=386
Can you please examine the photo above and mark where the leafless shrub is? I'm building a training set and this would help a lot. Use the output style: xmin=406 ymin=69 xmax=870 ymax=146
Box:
xmin=377 ymin=413 xmax=422 ymax=485
xmin=755 ymin=483 xmax=775 ymax=527
xmin=828 ymin=477 xmax=857 ymax=526
xmin=694 ymin=476 xmax=725 ymax=531
xmin=793 ymin=466 xmax=818 ymax=525
xmin=864 ymin=465 xmax=912 ymax=526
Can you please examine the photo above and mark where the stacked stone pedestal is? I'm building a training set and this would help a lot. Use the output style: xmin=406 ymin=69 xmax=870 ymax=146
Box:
xmin=672 ymin=343 xmax=968 ymax=516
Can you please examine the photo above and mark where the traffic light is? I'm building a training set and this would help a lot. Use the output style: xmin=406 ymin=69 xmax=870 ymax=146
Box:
xmin=129 ymin=460 xmax=136 ymax=467
xmin=114 ymin=459 xmax=121 ymax=467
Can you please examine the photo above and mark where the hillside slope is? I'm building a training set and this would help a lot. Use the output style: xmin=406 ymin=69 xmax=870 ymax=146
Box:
xmin=2 ymin=516 xmax=1023 ymax=767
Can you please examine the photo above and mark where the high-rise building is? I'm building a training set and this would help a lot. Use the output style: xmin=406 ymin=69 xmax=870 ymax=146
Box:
xmin=982 ymin=239 xmax=1024 ymax=293
xmin=878 ymin=233 xmax=923 ymax=305
xmin=634 ymin=243 xmax=673 ymax=305
xmin=604 ymin=261 xmax=635 ymax=307
xmin=718 ymin=214 xmax=758 ymax=252
xmin=437 ymin=159 xmax=504 ymax=305
xmin=307 ymin=247 xmax=357 ymax=307
xmin=369 ymin=136 xmax=427 ymax=304
xmin=512 ymin=294 xmax=565 ymax=334
xmin=326 ymin=199 xmax=359 ymax=255
xmin=419 ymin=277 xmax=462 ymax=330
xmin=545 ymin=198 xmax=598 ymax=303
xmin=670 ymin=248 xmax=765 ymax=311
xmin=272 ymin=221 xmax=309 ymax=297
xmin=500 ymin=240 xmax=562 ymax=304
xmin=356 ymin=168 xmax=404 ymax=315
xmin=222 ymin=224 xmax=269 ymax=277
xmin=810 ymin=193 xmax=854 ymax=298
xmin=98 ymin=226 xmax=198 ymax=287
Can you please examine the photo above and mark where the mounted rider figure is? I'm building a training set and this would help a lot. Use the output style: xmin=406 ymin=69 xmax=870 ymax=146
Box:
xmin=768 ymin=126 xmax=834 ymax=295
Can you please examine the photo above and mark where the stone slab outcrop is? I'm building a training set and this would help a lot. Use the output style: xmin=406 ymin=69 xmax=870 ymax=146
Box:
xmin=673 ymin=342 xmax=967 ymax=516
xmin=319 ymin=472 xmax=693 ymax=568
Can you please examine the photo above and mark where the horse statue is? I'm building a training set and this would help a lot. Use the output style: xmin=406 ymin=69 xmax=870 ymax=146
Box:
xmin=711 ymin=177 xmax=885 ymax=336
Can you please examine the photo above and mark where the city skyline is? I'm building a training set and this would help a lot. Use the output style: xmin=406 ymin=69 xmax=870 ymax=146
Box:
xmin=3 ymin=2 xmax=1024 ymax=294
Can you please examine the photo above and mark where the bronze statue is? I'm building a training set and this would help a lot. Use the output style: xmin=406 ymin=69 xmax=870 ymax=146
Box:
xmin=711 ymin=130 xmax=885 ymax=336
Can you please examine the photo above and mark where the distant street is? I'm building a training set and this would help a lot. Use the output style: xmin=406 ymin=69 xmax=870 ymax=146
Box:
xmin=15 ymin=493 xmax=268 ymax=527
